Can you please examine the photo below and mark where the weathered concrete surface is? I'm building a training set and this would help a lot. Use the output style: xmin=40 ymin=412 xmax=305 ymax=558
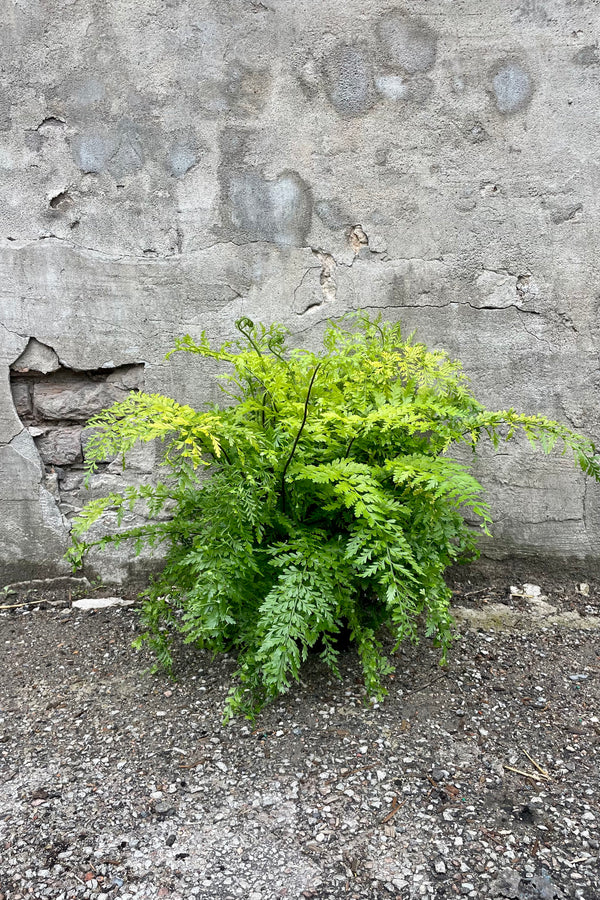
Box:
xmin=1 ymin=0 xmax=599 ymax=582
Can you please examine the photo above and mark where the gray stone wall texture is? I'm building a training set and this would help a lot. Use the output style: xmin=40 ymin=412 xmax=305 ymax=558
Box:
xmin=1 ymin=0 xmax=599 ymax=584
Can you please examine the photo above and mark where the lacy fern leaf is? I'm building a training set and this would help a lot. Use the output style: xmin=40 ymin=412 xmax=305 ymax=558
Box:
xmin=68 ymin=313 xmax=600 ymax=719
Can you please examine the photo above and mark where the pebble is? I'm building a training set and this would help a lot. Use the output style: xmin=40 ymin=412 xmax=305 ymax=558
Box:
xmin=72 ymin=597 xmax=134 ymax=610
xmin=431 ymin=768 xmax=449 ymax=781
xmin=154 ymin=800 xmax=176 ymax=816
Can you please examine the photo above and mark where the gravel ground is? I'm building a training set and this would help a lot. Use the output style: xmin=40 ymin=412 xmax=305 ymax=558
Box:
xmin=0 ymin=564 xmax=599 ymax=900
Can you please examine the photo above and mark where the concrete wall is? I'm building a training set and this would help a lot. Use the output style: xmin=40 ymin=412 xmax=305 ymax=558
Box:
xmin=1 ymin=0 xmax=599 ymax=583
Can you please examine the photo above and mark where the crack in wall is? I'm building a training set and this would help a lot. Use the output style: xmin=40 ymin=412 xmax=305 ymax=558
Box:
xmin=292 ymin=264 xmax=320 ymax=312
xmin=316 ymin=250 xmax=337 ymax=303
xmin=35 ymin=116 xmax=66 ymax=130
xmin=357 ymin=300 xmax=541 ymax=315
xmin=0 ymin=237 xmax=581 ymax=361
xmin=474 ymin=302 xmax=540 ymax=315
xmin=294 ymin=249 xmax=339 ymax=316
xmin=0 ymin=322 xmax=29 ymax=342
xmin=13 ymin=221 xmax=550 ymax=350
xmin=293 ymin=226 xmax=397 ymax=316
xmin=3 ymin=234 xmax=181 ymax=263
xmin=513 ymin=516 xmax=584 ymax=525
xmin=2 ymin=230 xmax=439 ymax=275
xmin=49 ymin=190 xmax=73 ymax=210
xmin=516 ymin=309 xmax=552 ymax=348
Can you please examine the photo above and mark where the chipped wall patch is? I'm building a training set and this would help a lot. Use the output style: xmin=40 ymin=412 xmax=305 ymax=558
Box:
xmin=9 ymin=348 xmax=145 ymax=528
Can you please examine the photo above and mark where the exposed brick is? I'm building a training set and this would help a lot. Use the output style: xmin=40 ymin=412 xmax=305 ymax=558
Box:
xmin=34 ymin=427 xmax=83 ymax=466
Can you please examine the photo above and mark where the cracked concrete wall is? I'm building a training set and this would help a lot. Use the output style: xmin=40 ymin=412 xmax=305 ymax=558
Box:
xmin=1 ymin=0 xmax=600 ymax=583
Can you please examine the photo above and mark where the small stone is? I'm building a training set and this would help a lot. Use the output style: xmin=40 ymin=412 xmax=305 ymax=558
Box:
xmin=432 ymin=768 xmax=449 ymax=782
xmin=165 ymin=834 xmax=176 ymax=847
xmin=11 ymin=381 xmax=32 ymax=417
xmin=434 ymin=860 xmax=447 ymax=874
xmin=33 ymin=380 xmax=128 ymax=422
xmin=72 ymin=597 xmax=134 ymax=610
xmin=491 ymin=867 xmax=521 ymax=898
xmin=154 ymin=800 xmax=176 ymax=816
xmin=35 ymin=427 xmax=83 ymax=466
xmin=106 ymin=365 xmax=144 ymax=391
xmin=510 ymin=584 xmax=543 ymax=599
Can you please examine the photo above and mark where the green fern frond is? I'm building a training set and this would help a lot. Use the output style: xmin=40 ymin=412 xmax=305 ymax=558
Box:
xmin=67 ymin=311 xmax=600 ymax=719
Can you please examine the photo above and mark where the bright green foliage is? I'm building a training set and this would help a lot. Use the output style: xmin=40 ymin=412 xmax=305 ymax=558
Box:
xmin=68 ymin=314 xmax=600 ymax=719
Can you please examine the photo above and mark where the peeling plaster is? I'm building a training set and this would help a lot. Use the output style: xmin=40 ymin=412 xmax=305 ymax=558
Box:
xmin=3 ymin=346 xmax=147 ymax=580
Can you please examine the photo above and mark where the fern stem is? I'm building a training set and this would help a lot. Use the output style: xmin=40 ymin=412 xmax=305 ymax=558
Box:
xmin=236 ymin=317 xmax=263 ymax=357
xmin=218 ymin=445 xmax=232 ymax=465
xmin=266 ymin=336 xmax=289 ymax=367
xmin=261 ymin=389 xmax=268 ymax=428
xmin=281 ymin=363 xmax=322 ymax=514
xmin=240 ymin=364 xmax=279 ymax=415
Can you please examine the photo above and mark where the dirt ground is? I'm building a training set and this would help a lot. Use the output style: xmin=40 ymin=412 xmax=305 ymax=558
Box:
xmin=0 ymin=561 xmax=599 ymax=900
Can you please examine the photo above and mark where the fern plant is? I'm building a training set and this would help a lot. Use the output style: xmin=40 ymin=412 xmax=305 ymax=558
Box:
xmin=68 ymin=314 xmax=600 ymax=719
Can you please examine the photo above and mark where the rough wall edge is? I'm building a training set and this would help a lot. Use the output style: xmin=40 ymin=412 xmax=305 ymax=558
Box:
xmin=0 ymin=557 xmax=165 ymax=589
xmin=2 ymin=555 xmax=598 ymax=602
xmin=3 ymin=549 xmax=599 ymax=593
